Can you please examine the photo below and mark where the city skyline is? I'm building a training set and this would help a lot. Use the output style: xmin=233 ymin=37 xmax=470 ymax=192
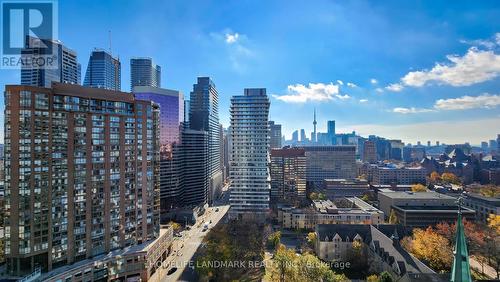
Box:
xmin=0 ymin=1 xmax=499 ymax=144
xmin=2 ymin=2 xmax=499 ymax=280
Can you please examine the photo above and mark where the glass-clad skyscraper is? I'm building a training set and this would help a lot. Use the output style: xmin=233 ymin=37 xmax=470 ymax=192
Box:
xmin=83 ymin=50 xmax=121 ymax=91
xmin=133 ymin=86 xmax=184 ymax=210
xmin=229 ymin=88 xmax=270 ymax=219
xmin=189 ymin=77 xmax=223 ymax=205
xmin=21 ymin=36 xmax=81 ymax=87
xmin=130 ymin=57 xmax=161 ymax=90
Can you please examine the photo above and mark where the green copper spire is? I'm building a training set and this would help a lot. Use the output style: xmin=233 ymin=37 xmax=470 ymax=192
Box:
xmin=450 ymin=196 xmax=472 ymax=282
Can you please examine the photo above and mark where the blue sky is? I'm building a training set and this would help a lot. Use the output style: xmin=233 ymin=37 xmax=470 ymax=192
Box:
xmin=1 ymin=0 xmax=500 ymax=144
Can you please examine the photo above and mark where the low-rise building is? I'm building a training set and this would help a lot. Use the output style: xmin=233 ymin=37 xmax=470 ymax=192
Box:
xmin=371 ymin=165 xmax=427 ymax=185
xmin=378 ymin=191 xmax=456 ymax=216
xmin=463 ymin=193 xmax=500 ymax=222
xmin=322 ymin=178 xmax=370 ymax=198
xmin=278 ymin=198 xmax=383 ymax=229
xmin=315 ymin=224 xmax=440 ymax=282
xmin=42 ymin=227 xmax=173 ymax=282
xmin=378 ymin=191 xmax=476 ymax=227
xmin=391 ymin=205 xmax=475 ymax=228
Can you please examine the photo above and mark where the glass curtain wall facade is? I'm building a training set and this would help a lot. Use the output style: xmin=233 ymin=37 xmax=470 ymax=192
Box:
xmin=133 ymin=86 xmax=184 ymax=211
xmin=189 ymin=77 xmax=222 ymax=205
xmin=130 ymin=58 xmax=161 ymax=90
xmin=83 ymin=50 xmax=121 ymax=91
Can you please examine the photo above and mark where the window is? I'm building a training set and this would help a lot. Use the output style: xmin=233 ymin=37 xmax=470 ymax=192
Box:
xmin=35 ymin=93 xmax=49 ymax=109
xmin=20 ymin=91 xmax=31 ymax=107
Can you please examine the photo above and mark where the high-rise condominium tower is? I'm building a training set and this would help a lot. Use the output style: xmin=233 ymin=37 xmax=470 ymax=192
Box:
xmin=229 ymin=88 xmax=270 ymax=219
xmin=270 ymin=148 xmax=307 ymax=203
xmin=133 ymin=86 xmax=184 ymax=210
xmin=363 ymin=140 xmax=377 ymax=163
xmin=21 ymin=36 xmax=81 ymax=87
xmin=189 ymin=77 xmax=222 ymax=204
xmin=327 ymin=120 xmax=336 ymax=145
xmin=83 ymin=49 xmax=121 ymax=91
xmin=130 ymin=57 xmax=161 ymax=90
xmin=3 ymin=83 xmax=160 ymax=275
xmin=269 ymin=121 xmax=282 ymax=149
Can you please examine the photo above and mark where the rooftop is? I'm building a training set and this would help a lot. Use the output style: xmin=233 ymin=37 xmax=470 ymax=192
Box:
xmin=379 ymin=191 xmax=456 ymax=200
xmin=393 ymin=205 xmax=476 ymax=212
xmin=465 ymin=193 xmax=500 ymax=206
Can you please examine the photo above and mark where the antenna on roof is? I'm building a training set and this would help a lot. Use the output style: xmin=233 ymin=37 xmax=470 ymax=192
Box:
xmin=108 ymin=30 xmax=112 ymax=55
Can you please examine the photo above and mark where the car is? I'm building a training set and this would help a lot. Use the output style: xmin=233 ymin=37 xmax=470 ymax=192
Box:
xmin=177 ymin=252 xmax=182 ymax=256
xmin=167 ymin=267 xmax=178 ymax=275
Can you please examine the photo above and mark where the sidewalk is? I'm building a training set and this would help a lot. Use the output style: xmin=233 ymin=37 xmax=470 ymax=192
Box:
xmin=470 ymin=256 xmax=498 ymax=279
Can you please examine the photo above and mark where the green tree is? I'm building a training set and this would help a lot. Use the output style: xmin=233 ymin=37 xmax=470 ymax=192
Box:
xmin=0 ymin=239 xmax=4 ymax=264
xmin=366 ymin=274 xmax=379 ymax=282
xmin=379 ymin=271 xmax=394 ymax=282
xmin=268 ymin=231 xmax=282 ymax=249
xmin=309 ymin=192 xmax=318 ymax=200
xmin=318 ymin=193 xmax=327 ymax=200
xmin=361 ymin=194 xmax=370 ymax=202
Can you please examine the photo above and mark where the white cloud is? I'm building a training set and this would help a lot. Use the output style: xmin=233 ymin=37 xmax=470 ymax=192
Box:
xmin=392 ymin=93 xmax=500 ymax=114
xmin=359 ymin=99 xmax=368 ymax=103
xmin=460 ymin=33 xmax=500 ymax=49
xmin=336 ymin=94 xmax=351 ymax=100
xmin=434 ymin=94 xmax=500 ymax=110
xmin=225 ymin=32 xmax=239 ymax=44
xmin=273 ymin=82 xmax=348 ymax=103
xmin=392 ymin=107 xmax=434 ymax=114
xmin=375 ymin=88 xmax=384 ymax=93
xmin=347 ymin=82 xmax=357 ymax=88
xmin=337 ymin=80 xmax=344 ymax=85
xmin=370 ymin=78 xmax=378 ymax=84
xmin=385 ymin=83 xmax=404 ymax=92
xmin=401 ymin=47 xmax=500 ymax=87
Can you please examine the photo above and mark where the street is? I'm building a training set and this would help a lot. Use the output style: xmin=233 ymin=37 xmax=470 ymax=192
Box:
xmin=150 ymin=186 xmax=231 ymax=282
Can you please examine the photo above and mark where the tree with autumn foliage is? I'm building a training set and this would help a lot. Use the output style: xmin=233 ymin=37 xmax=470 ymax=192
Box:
xmin=479 ymin=185 xmax=500 ymax=197
xmin=486 ymin=214 xmax=500 ymax=279
xmin=429 ymin=171 xmax=441 ymax=184
xmin=401 ymin=227 xmax=453 ymax=272
xmin=441 ymin=172 xmax=460 ymax=185
xmin=306 ymin=232 xmax=317 ymax=247
xmin=411 ymin=183 xmax=427 ymax=192
xmin=168 ymin=221 xmax=181 ymax=232
xmin=388 ymin=209 xmax=398 ymax=224
xmin=488 ymin=214 xmax=500 ymax=234
xmin=434 ymin=218 xmax=486 ymax=254
xmin=265 ymin=244 xmax=350 ymax=282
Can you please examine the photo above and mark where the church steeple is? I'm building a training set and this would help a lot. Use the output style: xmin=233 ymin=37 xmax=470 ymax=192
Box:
xmin=450 ymin=196 xmax=472 ymax=282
